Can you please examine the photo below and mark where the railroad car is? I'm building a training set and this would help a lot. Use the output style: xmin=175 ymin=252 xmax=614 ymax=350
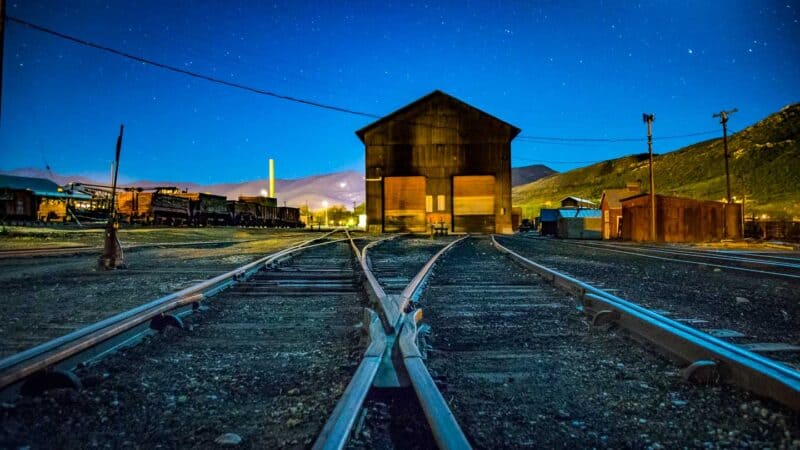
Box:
xmin=174 ymin=192 xmax=230 ymax=226
xmin=117 ymin=188 xmax=191 ymax=225
xmin=277 ymin=206 xmax=302 ymax=227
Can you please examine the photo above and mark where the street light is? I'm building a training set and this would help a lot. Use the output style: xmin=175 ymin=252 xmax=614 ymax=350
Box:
xmin=260 ymin=190 xmax=268 ymax=224
xmin=322 ymin=200 xmax=329 ymax=228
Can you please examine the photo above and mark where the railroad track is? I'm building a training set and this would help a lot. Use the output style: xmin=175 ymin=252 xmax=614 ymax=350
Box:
xmin=414 ymin=236 xmax=798 ymax=447
xmin=572 ymin=239 xmax=800 ymax=279
xmin=496 ymin=235 xmax=800 ymax=369
xmin=1 ymin=233 xmax=798 ymax=448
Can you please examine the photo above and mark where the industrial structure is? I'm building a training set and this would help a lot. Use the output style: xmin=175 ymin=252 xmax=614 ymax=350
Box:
xmin=357 ymin=90 xmax=519 ymax=234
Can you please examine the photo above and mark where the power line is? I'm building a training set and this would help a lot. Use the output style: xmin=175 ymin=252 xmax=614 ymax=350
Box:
xmin=6 ymin=15 xmax=727 ymax=145
xmin=6 ymin=15 xmax=381 ymax=119
xmin=517 ymin=129 xmax=719 ymax=143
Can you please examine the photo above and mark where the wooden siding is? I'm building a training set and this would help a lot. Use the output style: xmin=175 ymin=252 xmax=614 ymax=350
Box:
xmin=621 ymin=195 xmax=743 ymax=242
xmin=361 ymin=91 xmax=517 ymax=233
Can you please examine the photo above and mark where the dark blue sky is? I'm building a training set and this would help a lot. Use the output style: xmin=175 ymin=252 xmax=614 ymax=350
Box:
xmin=1 ymin=1 xmax=798 ymax=183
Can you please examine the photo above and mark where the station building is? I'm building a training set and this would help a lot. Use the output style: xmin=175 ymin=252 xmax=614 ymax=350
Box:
xmin=356 ymin=91 xmax=520 ymax=234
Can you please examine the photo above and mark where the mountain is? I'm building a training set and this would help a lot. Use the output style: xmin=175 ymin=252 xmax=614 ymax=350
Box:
xmin=511 ymin=164 xmax=557 ymax=187
xmin=0 ymin=168 xmax=365 ymax=211
xmin=513 ymin=103 xmax=800 ymax=219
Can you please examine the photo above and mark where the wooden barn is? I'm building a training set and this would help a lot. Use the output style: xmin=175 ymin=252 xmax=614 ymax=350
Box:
xmin=621 ymin=194 xmax=743 ymax=242
xmin=600 ymin=182 xmax=641 ymax=240
xmin=357 ymin=90 xmax=520 ymax=234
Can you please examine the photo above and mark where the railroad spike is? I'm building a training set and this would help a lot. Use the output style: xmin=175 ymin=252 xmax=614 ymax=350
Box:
xmin=149 ymin=313 xmax=185 ymax=332
xmin=591 ymin=309 xmax=621 ymax=327
xmin=680 ymin=359 xmax=720 ymax=385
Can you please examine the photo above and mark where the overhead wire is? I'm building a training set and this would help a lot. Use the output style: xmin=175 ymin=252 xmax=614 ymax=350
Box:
xmin=7 ymin=15 xmax=726 ymax=149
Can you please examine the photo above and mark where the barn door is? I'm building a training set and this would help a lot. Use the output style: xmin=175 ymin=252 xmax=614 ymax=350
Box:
xmin=453 ymin=175 xmax=495 ymax=233
xmin=384 ymin=176 xmax=427 ymax=232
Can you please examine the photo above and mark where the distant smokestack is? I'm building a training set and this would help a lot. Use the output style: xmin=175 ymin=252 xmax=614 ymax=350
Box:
xmin=269 ymin=158 xmax=275 ymax=198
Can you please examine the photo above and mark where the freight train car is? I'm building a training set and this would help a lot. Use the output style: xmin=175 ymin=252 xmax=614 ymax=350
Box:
xmin=277 ymin=206 xmax=301 ymax=227
xmin=174 ymin=192 xmax=230 ymax=225
xmin=117 ymin=188 xmax=191 ymax=225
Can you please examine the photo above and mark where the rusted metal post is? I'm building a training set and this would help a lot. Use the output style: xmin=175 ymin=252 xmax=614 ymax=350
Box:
xmin=643 ymin=113 xmax=656 ymax=241
xmin=100 ymin=125 xmax=126 ymax=269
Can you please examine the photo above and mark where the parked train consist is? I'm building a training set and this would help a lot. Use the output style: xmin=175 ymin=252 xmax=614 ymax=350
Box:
xmin=116 ymin=188 xmax=303 ymax=227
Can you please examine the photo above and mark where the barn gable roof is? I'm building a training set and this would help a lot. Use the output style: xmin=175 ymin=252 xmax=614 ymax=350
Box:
xmin=355 ymin=90 xmax=521 ymax=142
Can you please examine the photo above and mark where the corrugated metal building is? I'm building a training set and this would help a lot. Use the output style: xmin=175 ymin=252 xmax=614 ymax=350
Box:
xmin=621 ymin=194 xmax=743 ymax=242
xmin=539 ymin=208 xmax=601 ymax=239
xmin=357 ymin=91 xmax=520 ymax=234
xmin=557 ymin=208 xmax=602 ymax=239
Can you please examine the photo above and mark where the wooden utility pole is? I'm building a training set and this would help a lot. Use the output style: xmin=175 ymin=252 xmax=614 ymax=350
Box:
xmin=643 ymin=113 xmax=656 ymax=241
xmin=713 ymin=108 xmax=737 ymax=204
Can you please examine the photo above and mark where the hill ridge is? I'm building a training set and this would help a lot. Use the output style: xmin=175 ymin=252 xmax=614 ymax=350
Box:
xmin=512 ymin=103 xmax=800 ymax=218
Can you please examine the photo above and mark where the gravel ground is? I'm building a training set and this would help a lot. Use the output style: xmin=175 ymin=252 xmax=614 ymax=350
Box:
xmin=0 ymin=230 xmax=314 ymax=357
xmin=0 ymin=226 xmax=305 ymax=250
xmin=367 ymin=236 xmax=458 ymax=294
xmin=419 ymin=237 xmax=799 ymax=449
xmin=496 ymin=235 xmax=800 ymax=367
xmin=1 ymin=240 xmax=366 ymax=449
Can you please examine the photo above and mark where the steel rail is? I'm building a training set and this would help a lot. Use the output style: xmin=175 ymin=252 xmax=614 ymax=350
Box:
xmin=560 ymin=239 xmax=800 ymax=280
xmin=399 ymin=311 xmax=472 ymax=449
xmin=492 ymin=235 xmax=800 ymax=410
xmin=359 ymin=235 xmax=402 ymax=331
xmin=313 ymin=232 xmax=394 ymax=450
xmin=315 ymin=235 xmax=470 ymax=449
xmin=397 ymin=236 xmax=470 ymax=320
xmin=576 ymin=240 xmax=800 ymax=270
xmin=0 ymin=231 xmax=341 ymax=390
xmin=395 ymin=236 xmax=472 ymax=449
xmin=312 ymin=309 xmax=386 ymax=450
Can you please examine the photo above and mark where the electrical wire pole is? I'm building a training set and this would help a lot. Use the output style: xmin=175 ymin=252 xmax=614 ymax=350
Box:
xmin=643 ymin=113 xmax=656 ymax=241
xmin=713 ymin=108 xmax=737 ymax=204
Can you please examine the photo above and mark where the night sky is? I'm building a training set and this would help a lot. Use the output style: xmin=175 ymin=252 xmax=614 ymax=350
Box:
xmin=1 ymin=1 xmax=798 ymax=183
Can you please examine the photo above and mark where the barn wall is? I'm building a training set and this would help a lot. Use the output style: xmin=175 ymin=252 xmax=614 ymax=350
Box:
xmin=363 ymin=94 xmax=514 ymax=233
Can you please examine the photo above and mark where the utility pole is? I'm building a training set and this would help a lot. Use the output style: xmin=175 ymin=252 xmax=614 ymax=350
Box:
xmin=643 ymin=113 xmax=656 ymax=241
xmin=713 ymin=108 xmax=737 ymax=204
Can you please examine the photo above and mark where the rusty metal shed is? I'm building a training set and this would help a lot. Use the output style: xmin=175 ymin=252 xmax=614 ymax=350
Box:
xmin=356 ymin=90 xmax=520 ymax=234
xmin=621 ymin=194 xmax=743 ymax=242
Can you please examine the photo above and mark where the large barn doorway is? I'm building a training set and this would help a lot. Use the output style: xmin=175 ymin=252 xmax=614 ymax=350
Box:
xmin=384 ymin=176 xmax=427 ymax=232
xmin=453 ymin=175 xmax=495 ymax=233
